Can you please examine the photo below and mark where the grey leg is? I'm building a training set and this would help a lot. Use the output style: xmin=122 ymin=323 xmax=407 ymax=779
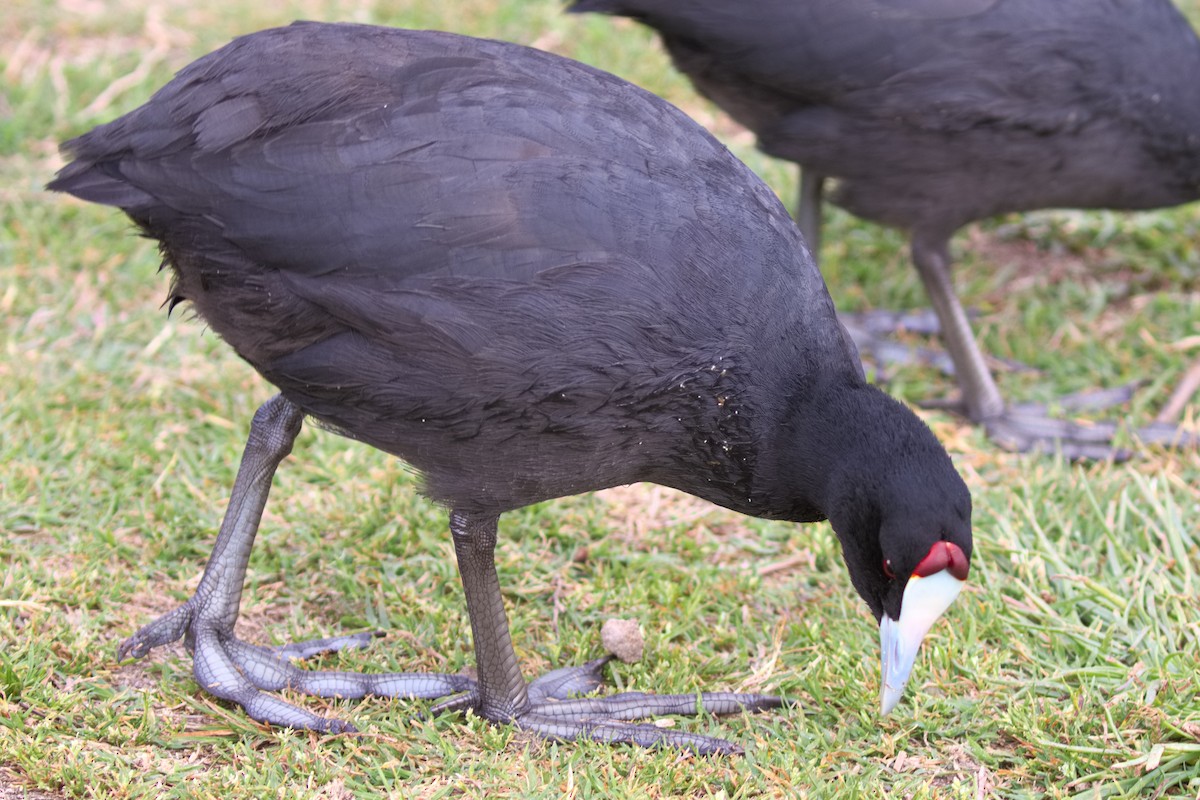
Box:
xmin=796 ymin=168 xmax=824 ymax=261
xmin=118 ymin=395 xmax=473 ymax=732
xmin=809 ymin=172 xmax=1018 ymax=379
xmin=908 ymin=235 xmax=1197 ymax=458
xmin=449 ymin=511 xmax=530 ymax=721
xmin=910 ymin=233 xmax=1006 ymax=422
xmin=121 ymin=400 xmax=787 ymax=746
xmin=445 ymin=510 xmax=784 ymax=755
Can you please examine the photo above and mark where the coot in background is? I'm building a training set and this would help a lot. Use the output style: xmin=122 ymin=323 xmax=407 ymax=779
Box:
xmin=49 ymin=21 xmax=972 ymax=753
xmin=569 ymin=0 xmax=1200 ymax=459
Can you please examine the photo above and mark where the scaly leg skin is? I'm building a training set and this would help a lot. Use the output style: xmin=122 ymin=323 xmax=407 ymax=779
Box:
xmin=117 ymin=394 xmax=474 ymax=733
xmin=909 ymin=233 xmax=1199 ymax=460
xmin=447 ymin=511 xmax=784 ymax=755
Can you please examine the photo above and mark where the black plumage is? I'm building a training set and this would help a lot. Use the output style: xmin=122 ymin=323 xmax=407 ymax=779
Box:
xmin=49 ymin=22 xmax=972 ymax=753
xmin=570 ymin=0 xmax=1200 ymax=457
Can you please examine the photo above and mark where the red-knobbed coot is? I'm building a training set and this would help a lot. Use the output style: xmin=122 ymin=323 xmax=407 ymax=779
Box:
xmin=49 ymin=21 xmax=972 ymax=754
xmin=570 ymin=0 xmax=1200 ymax=459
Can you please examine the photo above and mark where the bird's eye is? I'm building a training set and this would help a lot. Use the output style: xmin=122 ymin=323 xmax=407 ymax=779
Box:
xmin=882 ymin=559 xmax=896 ymax=579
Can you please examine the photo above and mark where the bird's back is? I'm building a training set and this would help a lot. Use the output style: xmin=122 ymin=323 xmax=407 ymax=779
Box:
xmin=573 ymin=0 xmax=1200 ymax=231
xmin=50 ymin=22 xmax=854 ymax=512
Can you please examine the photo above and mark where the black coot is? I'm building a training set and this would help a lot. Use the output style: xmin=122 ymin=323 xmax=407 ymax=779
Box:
xmin=570 ymin=0 xmax=1200 ymax=458
xmin=49 ymin=22 xmax=972 ymax=754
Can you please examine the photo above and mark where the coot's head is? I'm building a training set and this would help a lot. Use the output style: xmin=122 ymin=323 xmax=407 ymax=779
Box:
xmin=818 ymin=389 xmax=973 ymax=714
xmin=875 ymin=526 xmax=970 ymax=715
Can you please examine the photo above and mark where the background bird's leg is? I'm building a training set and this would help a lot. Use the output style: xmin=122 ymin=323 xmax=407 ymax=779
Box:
xmin=796 ymin=168 xmax=825 ymax=260
xmin=449 ymin=511 xmax=530 ymax=721
xmin=908 ymin=238 xmax=1198 ymax=457
xmin=910 ymin=232 xmax=1006 ymax=422
xmin=118 ymin=395 xmax=474 ymax=732
xmin=832 ymin=206 xmax=999 ymax=379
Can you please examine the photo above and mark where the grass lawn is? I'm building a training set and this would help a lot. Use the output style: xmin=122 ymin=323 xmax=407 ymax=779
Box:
xmin=3 ymin=0 xmax=1199 ymax=797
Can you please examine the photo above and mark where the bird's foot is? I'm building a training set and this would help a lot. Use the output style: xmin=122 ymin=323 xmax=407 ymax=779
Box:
xmin=845 ymin=308 xmax=946 ymax=338
xmin=118 ymin=602 xmax=473 ymax=732
xmin=432 ymin=657 xmax=784 ymax=755
xmin=840 ymin=308 xmax=1033 ymax=380
xmin=841 ymin=309 xmax=956 ymax=378
xmin=967 ymin=384 xmax=1199 ymax=461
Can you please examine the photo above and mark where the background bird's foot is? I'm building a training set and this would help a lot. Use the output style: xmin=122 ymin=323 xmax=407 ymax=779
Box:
xmin=432 ymin=657 xmax=783 ymax=755
xmin=980 ymin=388 xmax=1199 ymax=461
xmin=840 ymin=308 xmax=1033 ymax=380
xmin=920 ymin=382 xmax=1145 ymax=418
xmin=118 ymin=603 xmax=473 ymax=732
xmin=845 ymin=308 xmax=946 ymax=338
xmin=841 ymin=309 xmax=956 ymax=378
xmin=917 ymin=383 xmax=1197 ymax=460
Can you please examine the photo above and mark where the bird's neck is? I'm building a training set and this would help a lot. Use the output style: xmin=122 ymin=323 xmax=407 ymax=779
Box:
xmin=752 ymin=379 xmax=901 ymax=525
xmin=646 ymin=373 xmax=882 ymax=523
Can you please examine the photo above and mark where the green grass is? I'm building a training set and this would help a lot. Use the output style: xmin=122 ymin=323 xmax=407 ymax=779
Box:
xmin=3 ymin=0 xmax=1199 ymax=797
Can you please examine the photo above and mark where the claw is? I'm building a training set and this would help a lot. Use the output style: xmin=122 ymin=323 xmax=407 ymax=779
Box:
xmin=118 ymin=603 xmax=194 ymax=662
